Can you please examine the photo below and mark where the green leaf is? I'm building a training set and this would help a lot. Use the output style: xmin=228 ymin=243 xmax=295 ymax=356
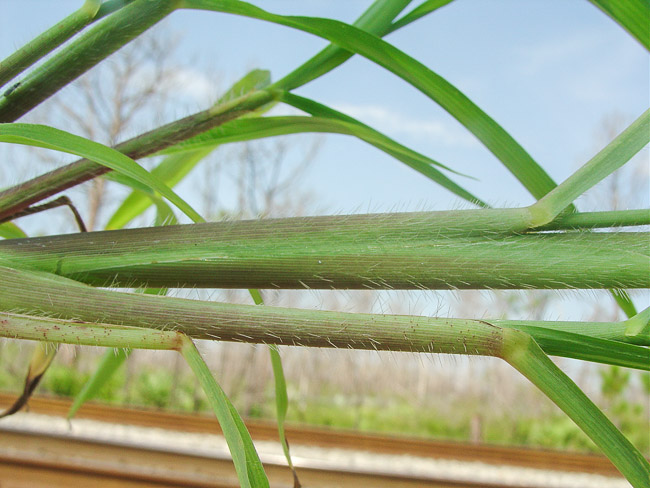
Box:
xmin=589 ymin=0 xmax=650 ymax=51
xmin=103 ymin=171 xmax=154 ymax=195
xmin=268 ymin=345 xmax=299 ymax=486
xmin=218 ymin=68 xmax=271 ymax=103
xmin=388 ymin=0 xmax=454 ymax=33
xmin=180 ymin=336 xmax=268 ymax=488
xmin=0 ymin=0 xmax=101 ymax=88
xmin=0 ymin=123 xmax=204 ymax=223
xmin=159 ymin=110 xmax=485 ymax=206
xmin=280 ymin=93 xmax=486 ymax=206
xmin=0 ymin=222 xmax=27 ymax=239
xmin=106 ymin=148 xmax=212 ymax=229
xmin=511 ymin=325 xmax=650 ymax=371
xmin=502 ymin=329 xmax=650 ymax=486
xmin=152 ymin=197 xmax=178 ymax=227
xmin=611 ymin=289 xmax=638 ymax=319
xmin=105 ymin=69 xmax=271 ymax=230
xmin=274 ymin=0 xmax=411 ymax=91
xmin=530 ymin=109 xmax=650 ymax=226
xmin=625 ymin=307 xmax=650 ymax=339
xmin=182 ymin=0 xmax=561 ymax=203
xmin=67 ymin=348 xmax=130 ymax=420
xmin=248 ymin=289 xmax=299 ymax=486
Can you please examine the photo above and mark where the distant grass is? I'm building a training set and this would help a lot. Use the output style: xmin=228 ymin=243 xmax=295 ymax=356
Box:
xmin=1 ymin=344 xmax=647 ymax=456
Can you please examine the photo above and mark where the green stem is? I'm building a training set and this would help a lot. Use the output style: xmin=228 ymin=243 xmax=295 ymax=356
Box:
xmin=0 ymin=266 xmax=505 ymax=355
xmin=0 ymin=89 xmax=277 ymax=222
xmin=1 ymin=218 xmax=646 ymax=290
xmin=538 ymin=209 xmax=650 ymax=230
xmin=0 ymin=1 xmax=101 ymax=88
xmin=0 ymin=0 xmax=179 ymax=122
xmin=0 ymin=1 xmax=134 ymax=89
xmin=0 ymin=312 xmax=183 ymax=350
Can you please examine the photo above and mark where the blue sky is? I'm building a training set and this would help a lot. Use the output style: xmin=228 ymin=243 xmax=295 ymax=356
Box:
xmin=1 ymin=0 xmax=648 ymax=215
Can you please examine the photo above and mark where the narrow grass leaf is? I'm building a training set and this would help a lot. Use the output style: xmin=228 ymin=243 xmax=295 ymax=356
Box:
xmin=273 ymin=0 xmax=410 ymax=91
xmin=588 ymin=0 xmax=650 ymax=51
xmin=106 ymin=149 xmax=212 ymax=229
xmin=280 ymin=93 xmax=486 ymax=206
xmin=219 ymin=68 xmax=271 ymax=103
xmin=388 ymin=0 xmax=454 ymax=33
xmin=611 ymin=288 xmax=638 ymax=319
xmin=509 ymin=325 xmax=650 ymax=371
xmin=182 ymin=0 xmax=560 ymax=202
xmin=0 ymin=222 xmax=26 ymax=239
xmin=105 ymin=69 xmax=270 ymax=229
xmin=625 ymin=307 xmax=649 ymax=339
xmin=102 ymin=172 xmax=155 ymax=195
xmin=0 ymin=123 xmax=204 ymax=223
xmin=248 ymin=289 xmax=299 ymax=486
xmin=158 ymin=115 xmax=487 ymax=207
xmin=0 ymin=0 xmax=177 ymax=123
xmin=530 ymin=109 xmax=650 ymax=226
xmin=153 ymin=198 xmax=178 ymax=227
xmin=180 ymin=336 xmax=268 ymax=488
xmin=67 ymin=348 xmax=130 ymax=420
xmin=503 ymin=329 xmax=650 ymax=487
xmin=268 ymin=345 xmax=300 ymax=487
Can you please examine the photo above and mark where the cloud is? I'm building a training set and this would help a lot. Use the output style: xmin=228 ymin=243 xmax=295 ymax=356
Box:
xmin=516 ymin=32 xmax=598 ymax=77
xmin=129 ymin=65 xmax=216 ymax=104
xmin=332 ymin=103 xmax=479 ymax=148
xmin=514 ymin=30 xmax=645 ymax=104
xmin=163 ymin=68 xmax=216 ymax=103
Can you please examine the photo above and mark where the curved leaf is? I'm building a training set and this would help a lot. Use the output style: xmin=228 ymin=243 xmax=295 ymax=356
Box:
xmin=530 ymin=109 xmax=650 ymax=226
xmin=0 ymin=222 xmax=27 ymax=239
xmin=181 ymin=336 xmax=268 ymax=488
xmin=182 ymin=0 xmax=561 ymax=203
xmin=510 ymin=325 xmax=650 ymax=371
xmin=589 ymin=0 xmax=650 ymax=51
xmin=159 ymin=113 xmax=487 ymax=206
xmin=106 ymin=148 xmax=212 ymax=229
xmin=67 ymin=348 xmax=130 ymax=420
xmin=503 ymin=329 xmax=650 ymax=487
xmin=105 ymin=69 xmax=271 ymax=230
xmin=0 ymin=123 xmax=204 ymax=223
xmin=388 ymin=0 xmax=454 ymax=33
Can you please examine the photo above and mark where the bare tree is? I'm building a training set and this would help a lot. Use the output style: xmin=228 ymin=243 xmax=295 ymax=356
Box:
xmin=30 ymin=29 xmax=186 ymax=231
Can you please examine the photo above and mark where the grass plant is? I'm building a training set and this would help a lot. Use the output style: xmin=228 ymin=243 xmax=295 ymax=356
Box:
xmin=0 ymin=1 xmax=648 ymax=486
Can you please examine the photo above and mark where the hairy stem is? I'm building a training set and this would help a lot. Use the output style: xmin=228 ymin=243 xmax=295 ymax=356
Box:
xmin=0 ymin=0 xmax=135 ymax=89
xmin=1 ymin=215 xmax=646 ymax=290
xmin=0 ymin=89 xmax=276 ymax=221
xmin=0 ymin=0 xmax=178 ymax=122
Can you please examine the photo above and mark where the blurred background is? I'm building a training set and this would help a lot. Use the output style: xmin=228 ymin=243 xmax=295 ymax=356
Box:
xmin=0 ymin=0 xmax=648 ymax=456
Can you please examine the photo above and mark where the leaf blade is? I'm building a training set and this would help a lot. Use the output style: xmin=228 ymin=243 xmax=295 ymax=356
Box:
xmin=0 ymin=123 xmax=204 ymax=223
xmin=180 ymin=336 xmax=268 ymax=488
xmin=589 ymin=0 xmax=650 ymax=51
xmin=182 ymin=0 xmax=560 ymax=202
